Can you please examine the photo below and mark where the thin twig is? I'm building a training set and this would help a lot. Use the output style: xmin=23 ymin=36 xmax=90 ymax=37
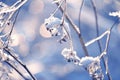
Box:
xmin=103 ymin=29 xmax=112 ymax=80
xmin=60 ymin=0 xmax=74 ymax=51
xmin=85 ymin=30 xmax=110 ymax=47
xmin=0 ymin=2 xmax=9 ymax=7
xmin=51 ymin=0 xmax=65 ymax=16
xmin=55 ymin=2 xmax=89 ymax=56
xmin=4 ymin=48 xmax=37 ymax=80
xmin=110 ymin=18 xmax=119 ymax=30
xmin=0 ymin=0 xmax=27 ymax=32
xmin=100 ymin=19 xmax=119 ymax=80
xmin=90 ymin=0 xmax=102 ymax=53
xmin=78 ymin=0 xmax=84 ymax=30
xmin=0 ymin=0 xmax=27 ymax=14
xmin=4 ymin=61 xmax=27 ymax=79
xmin=0 ymin=11 xmax=15 ymax=33
xmin=104 ymin=18 xmax=119 ymax=80
xmin=6 ymin=8 xmax=21 ymax=46
xmin=0 ymin=1 xmax=36 ymax=80
xmin=90 ymin=1 xmax=112 ymax=80
xmin=1 ymin=1 xmax=36 ymax=79
xmin=85 ymin=18 xmax=119 ymax=80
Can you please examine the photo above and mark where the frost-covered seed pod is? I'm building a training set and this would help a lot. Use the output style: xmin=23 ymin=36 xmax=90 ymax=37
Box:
xmin=61 ymin=48 xmax=80 ymax=64
xmin=79 ymin=56 xmax=103 ymax=80
xmin=44 ymin=16 xmax=70 ymax=43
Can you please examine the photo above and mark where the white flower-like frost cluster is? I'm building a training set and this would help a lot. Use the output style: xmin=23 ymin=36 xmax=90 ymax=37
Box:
xmin=61 ymin=48 xmax=104 ymax=79
xmin=80 ymin=56 xmax=103 ymax=79
xmin=109 ymin=11 xmax=120 ymax=17
xmin=44 ymin=16 xmax=70 ymax=43
xmin=61 ymin=48 xmax=80 ymax=64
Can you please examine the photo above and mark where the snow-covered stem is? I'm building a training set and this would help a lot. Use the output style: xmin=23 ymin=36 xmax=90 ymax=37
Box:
xmin=90 ymin=0 xmax=102 ymax=53
xmin=51 ymin=0 xmax=65 ymax=16
xmin=85 ymin=30 xmax=110 ymax=47
xmin=4 ymin=47 xmax=37 ymax=80
xmin=0 ymin=0 xmax=37 ymax=80
xmin=90 ymin=1 xmax=111 ymax=79
xmin=4 ymin=61 xmax=27 ymax=79
xmin=55 ymin=1 xmax=89 ymax=56
xmin=0 ymin=0 xmax=27 ymax=14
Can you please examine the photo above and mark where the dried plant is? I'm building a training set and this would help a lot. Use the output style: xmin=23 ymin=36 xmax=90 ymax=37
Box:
xmin=40 ymin=0 xmax=120 ymax=80
xmin=0 ymin=0 xmax=36 ymax=80
xmin=0 ymin=0 xmax=119 ymax=80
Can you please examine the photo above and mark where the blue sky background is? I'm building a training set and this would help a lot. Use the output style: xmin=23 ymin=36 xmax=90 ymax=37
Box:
xmin=1 ymin=0 xmax=120 ymax=80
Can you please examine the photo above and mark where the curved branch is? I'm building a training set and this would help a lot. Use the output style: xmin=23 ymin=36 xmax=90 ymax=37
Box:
xmin=55 ymin=2 xmax=89 ymax=56
xmin=90 ymin=1 xmax=112 ymax=80
xmin=90 ymin=0 xmax=102 ymax=53
xmin=4 ymin=48 xmax=37 ymax=80
xmin=5 ymin=61 xmax=27 ymax=79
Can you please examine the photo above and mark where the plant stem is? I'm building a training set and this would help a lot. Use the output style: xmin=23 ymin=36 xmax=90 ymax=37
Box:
xmin=4 ymin=48 xmax=37 ymax=80
xmin=90 ymin=0 xmax=112 ymax=80
xmin=51 ymin=0 xmax=65 ymax=16
xmin=90 ymin=0 xmax=102 ymax=53
xmin=104 ymin=18 xmax=119 ymax=80
xmin=55 ymin=2 xmax=89 ymax=56
xmin=5 ymin=61 xmax=27 ymax=79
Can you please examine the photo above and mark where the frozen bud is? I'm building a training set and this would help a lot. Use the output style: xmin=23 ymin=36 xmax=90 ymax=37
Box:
xmin=88 ymin=61 xmax=103 ymax=79
xmin=44 ymin=16 xmax=71 ymax=43
xmin=61 ymin=48 xmax=76 ymax=59
xmin=44 ymin=16 xmax=61 ymax=29
xmin=87 ymin=61 xmax=100 ymax=74
xmin=79 ymin=56 xmax=103 ymax=79
xmin=61 ymin=48 xmax=80 ymax=64
xmin=44 ymin=16 xmax=62 ymax=37
xmin=109 ymin=11 xmax=120 ymax=17
xmin=58 ymin=23 xmax=70 ymax=43
xmin=49 ymin=27 xmax=59 ymax=36
xmin=79 ymin=56 xmax=100 ymax=68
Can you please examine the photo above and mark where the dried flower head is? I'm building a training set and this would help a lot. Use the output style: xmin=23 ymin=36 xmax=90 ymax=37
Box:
xmin=79 ymin=56 xmax=104 ymax=80
xmin=61 ymin=48 xmax=80 ymax=64
xmin=44 ymin=16 xmax=62 ymax=36
xmin=79 ymin=56 xmax=100 ymax=67
xmin=44 ymin=16 xmax=70 ymax=43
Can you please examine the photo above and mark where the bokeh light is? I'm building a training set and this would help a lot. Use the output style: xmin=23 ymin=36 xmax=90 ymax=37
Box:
xmin=28 ymin=0 xmax=44 ymax=15
xmin=1 ymin=0 xmax=120 ymax=80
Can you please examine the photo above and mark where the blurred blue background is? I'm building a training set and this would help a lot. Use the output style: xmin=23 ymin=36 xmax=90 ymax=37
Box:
xmin=1 ymin=0 xmax=120 ymax=80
